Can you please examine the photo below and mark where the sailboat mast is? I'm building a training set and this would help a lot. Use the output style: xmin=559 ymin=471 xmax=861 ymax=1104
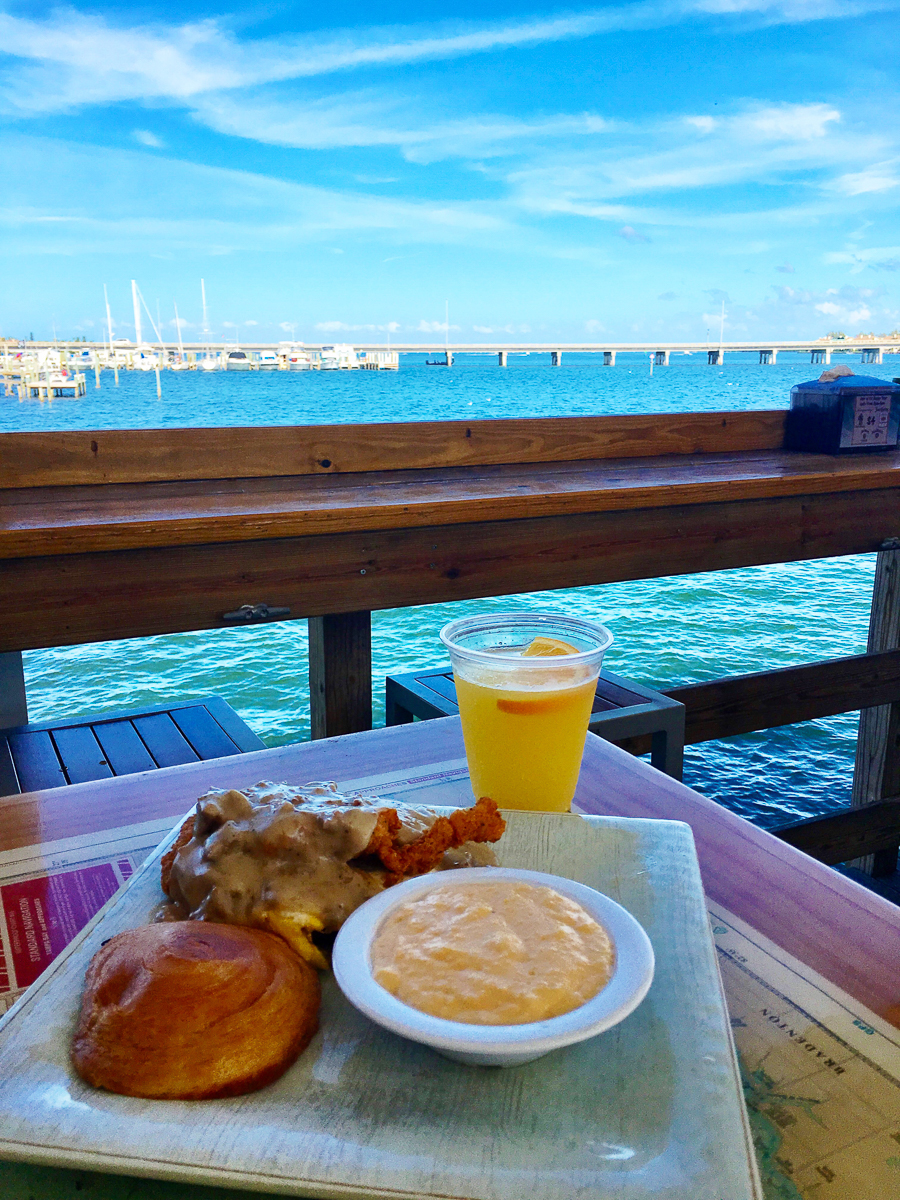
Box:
xmin=131 ymin=280 xmax=142 ymax=347
xmin=104 ymin=285 xmax=113 ymax=357
xmin=174 ymin=301 xmax=185 ymax=360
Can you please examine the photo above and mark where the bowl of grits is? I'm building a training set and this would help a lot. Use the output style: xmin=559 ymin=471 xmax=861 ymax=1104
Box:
xmin=332 ymin=867 xmax=654 ymax=1066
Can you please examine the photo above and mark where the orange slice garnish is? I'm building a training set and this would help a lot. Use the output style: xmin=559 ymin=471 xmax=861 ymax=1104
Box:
xmin=497 ymin=695 xmax=573 ymax=715
xmin=521 ymin=635 xmax=580 ymax=657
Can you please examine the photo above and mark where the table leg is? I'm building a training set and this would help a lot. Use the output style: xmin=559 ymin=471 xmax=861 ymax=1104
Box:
xmin=0 ymin=651 xmax=26 ymax=728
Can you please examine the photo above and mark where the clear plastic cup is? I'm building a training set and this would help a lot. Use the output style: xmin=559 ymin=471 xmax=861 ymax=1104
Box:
xmin=440 ymin=611 xmax=614 ymax=812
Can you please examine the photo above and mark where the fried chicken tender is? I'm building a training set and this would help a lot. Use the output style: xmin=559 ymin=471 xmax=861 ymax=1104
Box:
xmin=364 ymin=797 xmax=505 ymax=885
xmin=160 ymin=814 xmax=195 ymax=897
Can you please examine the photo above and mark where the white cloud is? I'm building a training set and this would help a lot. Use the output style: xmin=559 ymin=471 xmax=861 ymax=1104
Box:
xmin=191 ymin=92 xmax=609 ymax=160
xmin=0 ymin=134 xmax=514 ymax=260
xmin=315 ymin=319 xmax=400 ymax=331
xmin=132 ymin=129 xmax=164 ymax=148
xmin=733 ymin=102 xmax=839 ymax=140
xmin=685 ymin=116 xmax=716 ymax=134
xmin=417 ymin=320 xmax=452 ymax=332
xmin=830 ymin=164 xmax=900 ymax=195
xmin=1 ymin=2 xmax=897 ymax=115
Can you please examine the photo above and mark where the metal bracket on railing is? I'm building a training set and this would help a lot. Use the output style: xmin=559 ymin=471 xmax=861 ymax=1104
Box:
xmin=221 ymin=603 xmax=291 ymax=624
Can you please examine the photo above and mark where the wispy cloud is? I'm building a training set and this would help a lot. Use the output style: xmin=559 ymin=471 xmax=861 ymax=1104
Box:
xmin=132 ymin=129 xmax=164 ymax=148
xmin=191 ymin=92 xmax=609 ymax=159
xmin=1 ymin=1 xmax=898 ymax=114
xmin=505 ymin=103 xmax=893 ymax=222
xmin=0 ymin=135 xmax=515 ymax=257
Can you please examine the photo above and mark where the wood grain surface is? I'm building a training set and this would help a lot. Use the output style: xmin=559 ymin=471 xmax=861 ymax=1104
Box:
xmin=0 ymin=485 xmax=895 ymax=652
xmin=670 ymin=647 xmax=900 ymax=743
xmin=0 ymin=717 xmax=896 ymax=1027
xmin=0 ymin=410 xmax=788 ymax=487
xmin=2 ymin=446 xmax=900 ymax=559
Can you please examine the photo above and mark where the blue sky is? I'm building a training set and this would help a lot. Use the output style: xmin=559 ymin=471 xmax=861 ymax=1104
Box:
xmin=2 ymin=0 xmax=899 ymax=342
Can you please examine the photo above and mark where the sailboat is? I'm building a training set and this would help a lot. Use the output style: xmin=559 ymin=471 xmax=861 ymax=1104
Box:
xmin=131 ymin=280 xmax=158 ymax=370
xmin=170 ymin=301 xmax=190 ymax=369
xmin=199 ymin=280 xmax=219 ymax=371
xmin=426 ymin=300 xmax=452 ymax=366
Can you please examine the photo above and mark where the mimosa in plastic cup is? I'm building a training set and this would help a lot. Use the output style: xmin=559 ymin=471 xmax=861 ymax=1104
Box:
xmin=440 ymin=612 xmax=613 ymax=812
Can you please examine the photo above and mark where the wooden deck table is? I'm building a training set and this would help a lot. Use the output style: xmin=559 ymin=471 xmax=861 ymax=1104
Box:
xmin=1 ymin=716 xmax=898 ymax=1199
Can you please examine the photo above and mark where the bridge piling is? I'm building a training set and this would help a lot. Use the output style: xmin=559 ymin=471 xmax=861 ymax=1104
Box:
xmin=498 ymin=351 xmax=507 ymax=367
xmin=551 ymin=350 xmax=562 ymax=367
xmin=603 ymin=351 xmax=616 ymax=366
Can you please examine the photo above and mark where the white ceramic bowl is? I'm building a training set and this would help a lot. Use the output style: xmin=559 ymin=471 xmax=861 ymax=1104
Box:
xmin=332 ymin=867 xmax=655 ymax=1067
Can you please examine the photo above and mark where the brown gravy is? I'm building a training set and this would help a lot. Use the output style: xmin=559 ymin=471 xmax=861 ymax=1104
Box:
xmin=162 ymin=781 xmax=496 ymax=934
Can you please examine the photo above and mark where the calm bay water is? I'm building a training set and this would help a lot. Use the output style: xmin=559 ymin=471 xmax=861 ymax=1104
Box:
xmin=6 ymin=351 xmax=897 ymax=828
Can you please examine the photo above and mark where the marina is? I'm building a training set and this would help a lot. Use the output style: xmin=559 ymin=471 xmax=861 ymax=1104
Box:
xmin=2 ymin=358 xmax=900 ymax=1200
xmin=3 ymin=337 xmax=897 ymax=379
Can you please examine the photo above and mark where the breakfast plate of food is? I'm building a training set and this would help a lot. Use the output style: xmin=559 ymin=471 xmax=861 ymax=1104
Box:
xmin=0 ymin=781 xmax=761 ymax=1200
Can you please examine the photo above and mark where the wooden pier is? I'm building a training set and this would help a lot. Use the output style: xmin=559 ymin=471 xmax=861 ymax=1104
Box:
xmin=2 ymin=410 xmax=900 ymax=879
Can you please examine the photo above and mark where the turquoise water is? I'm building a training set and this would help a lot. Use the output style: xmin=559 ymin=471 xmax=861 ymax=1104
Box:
xmin=6 ymin=352 xmax=897 ymax=828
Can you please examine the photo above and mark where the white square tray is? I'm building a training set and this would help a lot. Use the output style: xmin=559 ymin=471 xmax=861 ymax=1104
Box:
xmin=0 ymin=810 xmax=761 ymax=1200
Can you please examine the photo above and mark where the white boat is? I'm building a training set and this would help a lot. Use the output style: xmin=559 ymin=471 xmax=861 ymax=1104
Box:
xmin=258 ymin=350 xmax=279 ymax=370
xmin=200 ymin=355 xmax=220 ymax=371
xmin=226 ymin=349 xmax=252 ymax=371
xmin=279 ymin=342 xmax=313 ymax=370
xmin=320 ymin=343 xmax=358 ymax=370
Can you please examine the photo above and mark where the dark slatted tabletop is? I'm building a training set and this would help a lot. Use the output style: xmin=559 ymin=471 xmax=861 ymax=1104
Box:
xmin=0 ymin=697 xmax=265 ymax=797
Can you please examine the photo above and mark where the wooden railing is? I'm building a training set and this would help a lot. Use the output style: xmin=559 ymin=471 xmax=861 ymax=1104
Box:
xmin=2 ymin=411 xmax=900 ymax=876
xmin=615 ymin=646 xmax=900 ymax=874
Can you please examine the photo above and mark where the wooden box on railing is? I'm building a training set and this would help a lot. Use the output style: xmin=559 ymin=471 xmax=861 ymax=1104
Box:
xmin=786 ymin=370 xmax=900 ymax=454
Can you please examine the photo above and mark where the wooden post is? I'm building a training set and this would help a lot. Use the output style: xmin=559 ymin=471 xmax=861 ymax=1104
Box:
xmin=0 ymin=651 xmax=27 ymax=728
xmin=308 ymin=612 xmax=372 ymax=739
xmin=851 ymin=541 xmax=900 ymax=873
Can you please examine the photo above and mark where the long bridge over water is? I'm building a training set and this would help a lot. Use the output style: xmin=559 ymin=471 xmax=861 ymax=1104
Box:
xmin=16 ymin=338 xmax=900 ymax=367
xmin=341 ymin=339 xmax=900 ymax=367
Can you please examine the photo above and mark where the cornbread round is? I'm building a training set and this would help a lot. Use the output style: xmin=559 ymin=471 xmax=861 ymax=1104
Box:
xmin=71 ymin=922 xmax=320 ymax=1099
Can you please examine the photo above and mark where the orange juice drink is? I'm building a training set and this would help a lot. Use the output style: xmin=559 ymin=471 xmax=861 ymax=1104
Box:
xmin=440 ymin=613 xmax=614 ymax=812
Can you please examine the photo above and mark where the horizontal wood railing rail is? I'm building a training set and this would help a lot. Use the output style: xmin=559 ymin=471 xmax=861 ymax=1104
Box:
xmin=615 ymin=648 xmax=900 ymax=753
xmin=0 ymin=411 xmax=789 ymax=488
xmin=773 ymin=796 xmax=900 ymax=865
xmin=611 ymin=648 xmax=900 ymax=876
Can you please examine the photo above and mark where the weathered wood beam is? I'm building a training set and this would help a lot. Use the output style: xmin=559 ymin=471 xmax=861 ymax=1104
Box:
xmin=614 ymin=647 xmax=900 ymax=755
xmin=671 ymin=646 xmax=900 ymax=744
xmin=773 ymin=796 xmax=900 ymax=866
xmin=0 ymin=411 xmax=788 ymax=488
xmin=308 ymin=612 xmax=372 ymax=739
xmin=0 ymin=488 xmax=894 ymax=653
xmin=852 ymin=543 xmax=900 ymax=873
